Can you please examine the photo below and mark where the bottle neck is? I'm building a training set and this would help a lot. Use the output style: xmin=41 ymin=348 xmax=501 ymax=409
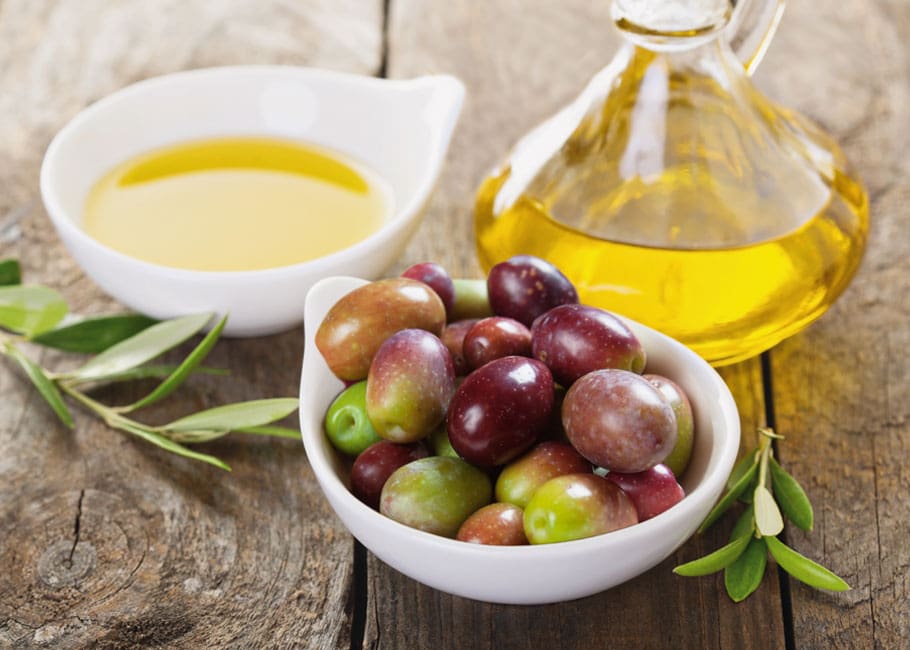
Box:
xmin=612 ymin=0 xmax=733 ymax=51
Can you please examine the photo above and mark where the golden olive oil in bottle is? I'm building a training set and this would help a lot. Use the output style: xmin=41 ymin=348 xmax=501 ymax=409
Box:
xmin=474 ymin=5 xmax=868 ymax=366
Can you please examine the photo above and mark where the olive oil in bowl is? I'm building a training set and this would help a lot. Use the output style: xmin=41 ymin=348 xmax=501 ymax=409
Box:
xmin=83 ymin=137 xmax=392 ymax=272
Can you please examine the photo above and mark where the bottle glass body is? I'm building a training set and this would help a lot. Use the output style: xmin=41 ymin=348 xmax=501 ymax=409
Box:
xmin=474 ymin=20 xmax=868 ymax=366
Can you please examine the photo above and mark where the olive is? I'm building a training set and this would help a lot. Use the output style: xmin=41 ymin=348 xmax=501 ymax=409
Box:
xmin=456 ymin=503 xmax=528 ymax=545
xmin=401 ymin=262 xmax=456 ymax=319
xmin=351 ymin=441 xmax=429 ymax=510
xmin=487 ymin=255 xmax=578 ymax=326
xmin=323 ymin=381 xmax=382 ymax=455
xmin=562 ymin=369 xmax=677 ymax=473
xmin=315 ymin=278 xmax=446 ymax=381
xmin=380 ymin=456 xmax=492 ymax=537
xmin=645 ymin=374 xmax=694 ymax=478
xmin=523 ymin=473 xmax=637 ymax=544
xmin=531 ymin=304 xmax=646 ymax=386
xmin=463 ymin=317 xmax=532 ymax=370
xmin=366 ymin=329 xmax=455 ymax=442
xmin=447 ymin=356 xmax=554 ymax=467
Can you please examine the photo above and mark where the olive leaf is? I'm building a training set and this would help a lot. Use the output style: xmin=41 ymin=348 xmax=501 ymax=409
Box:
xmin=31 ymin=314 xmax=158 ymax=353
xmin=114 ymin=419 xmax=231 ymax=471
xmin=162 ymin=398 xmax=299 ymax=434
xmin=235 ymin=425 xmax=301 ymax=439
xmin=726 ymin=450 xmax=759 ymax=491
xmin=698 ymin=459 xmax=759 ymax=533
xmin=765 ymin=536 xmax=850 ymax=592
xmin=754 ymin=485 xmax=784 ymax=537
xmin=0 ymin=285 xmax=68 ymax=336
xmin=770 ymin=457 xmax=814 ymax=531
xmin=673 ymin=533 xmax=752 ymax=577
xmin=72 ymin=312 xmax=212 ymax=381
xmin=730 ymin=504 xmax=756 ymax=540
xmin=725 ymin=538 xmax=767 ymax=602
xmin=70 ymin=364 xmax=228 ymax=385
xmin=122 ymin=315 xmax=227 ymax=412
xmin=0 ymin=263 xmax=299 ymax=471
xmin=678 ymin=428 xmax=848 ymax=603
xmin=0 ymin=259 xmax=21 ymax=286
xmin=5 ymin=343 xmax=73 ymax=427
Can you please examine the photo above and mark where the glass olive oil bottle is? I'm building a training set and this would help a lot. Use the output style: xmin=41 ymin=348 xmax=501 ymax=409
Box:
xmin=475 ymin=0 xmax=868 ymax=365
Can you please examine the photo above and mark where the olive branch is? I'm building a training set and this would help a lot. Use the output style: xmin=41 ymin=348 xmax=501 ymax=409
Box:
xmin=674 ymin=427 xmax=849 ymax=601
xmin=0 ymin=259 xmax=298 ymax=470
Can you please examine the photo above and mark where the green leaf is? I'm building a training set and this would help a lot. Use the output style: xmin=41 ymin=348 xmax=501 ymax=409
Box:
xmin=725 ymin=537 xmax=767 ymax=602
xmin=770 ymin=457 xmax=814 ymax=531
xmin=754 ymin=485 xmax=784 ymax=537
xmin=765 ymin=536 xmax=850 ymax=592
xmin=162 ymin=398 xmax=299 ymax=433
xmin=698 ymin=459 xmax=759 ymax=533
xmin=726 ymin=449 xmax=759 ymax=491
xmin=5 ymin=344 xmax=73 ymax=427
xmin=674 ymin=534 xmax=752 ymax=577
xmin=73 ymin=313 xmax=212 ymax=381
xmin=69 ymin=364 xmax=228 ymax=385
xmin=0 ymin=285 xmax=68 ymax=336
xmin=123 ymin=315 xmax=227 ymax=412
xmin=730 ymin=504 xmax=756 ymax=540
xmin=114 ymin=419 xmax=230 ymax=471
xmin=0 ymin=259 xmax=21 ymax=286
xmin=235 ymin=425 xmax=301 ymax=439
xmin=31 ymin=314 xmax=158 ymax=353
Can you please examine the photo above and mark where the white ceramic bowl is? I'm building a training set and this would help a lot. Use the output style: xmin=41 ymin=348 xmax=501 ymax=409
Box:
xmin=299 ymin=276 xmax=741 ymax=605
xmin=40 ymin=66 xmax=464 ymax=336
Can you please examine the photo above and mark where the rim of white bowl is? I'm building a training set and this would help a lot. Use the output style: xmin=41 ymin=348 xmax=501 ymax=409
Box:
xmin=39 ymin=65 xmax=465 ymax=280
xmin=300 ymin=276 xmax=742 ymax=559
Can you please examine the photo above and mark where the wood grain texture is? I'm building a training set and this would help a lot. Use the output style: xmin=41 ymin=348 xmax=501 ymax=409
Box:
xmin=762 ymin=2 xmax=910 ymax=647
xmin=0 ymin=1 xmax=382 ymax=647
xmin=1 ymin=0 xmax=907 ymax=648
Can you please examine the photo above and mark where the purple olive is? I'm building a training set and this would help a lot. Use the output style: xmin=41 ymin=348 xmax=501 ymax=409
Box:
xmin=401 ymin=262 xmax=456 ymax=318
xmin=463 ymin=317 xmax=532 ymax=370
xmin=487 ymin=255 xmax=578 ymax=327
xmin=531 ymin=304 xmax=646 ymax=386
xmin=351 ymin=441 xmax=429 ymax=510
xmin=366 ymin=329 xmax=455 ymax=442
xmin=447 ymin=356 xmax=555 ymax=467
xmin=562 ymin=369 xmax=677 ymax=473
xmin=605 ymin=464 xmax=685 ymax=521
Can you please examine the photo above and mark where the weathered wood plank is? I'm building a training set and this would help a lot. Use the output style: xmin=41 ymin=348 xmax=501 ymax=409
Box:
xmin=372 ymin=2 xmax=784 ymax=647
xmin=765 ymin=2 xmax=910 ymax=647
xmin=0 ymin=1 xmax=383 ymax=647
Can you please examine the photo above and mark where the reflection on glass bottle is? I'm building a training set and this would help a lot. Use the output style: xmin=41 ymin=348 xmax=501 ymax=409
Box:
xmin=474 ymin=0 xmax=868 ymax=366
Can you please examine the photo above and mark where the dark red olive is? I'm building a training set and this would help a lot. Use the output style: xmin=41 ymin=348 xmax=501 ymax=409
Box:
xmin=350 ymin=440 xmax=428 ymax=510
xmin=531 ymin=304 xmax=646 ymax=386
xmin=486 ymin=255 xmax=578 ymax=327
xmin=447 ymin=356 xmax=554 ymax=467
xmin=463 ymin=317 xmax=532 ymax=370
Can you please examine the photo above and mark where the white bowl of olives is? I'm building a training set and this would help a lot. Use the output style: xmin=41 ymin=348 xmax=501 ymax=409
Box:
xmin=299 ymin=257 xmax=740 ymax=604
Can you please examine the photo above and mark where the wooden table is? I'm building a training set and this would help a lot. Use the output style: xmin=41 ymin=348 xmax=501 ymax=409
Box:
xmin=1 ymin=2 xmax=906 ymax=647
